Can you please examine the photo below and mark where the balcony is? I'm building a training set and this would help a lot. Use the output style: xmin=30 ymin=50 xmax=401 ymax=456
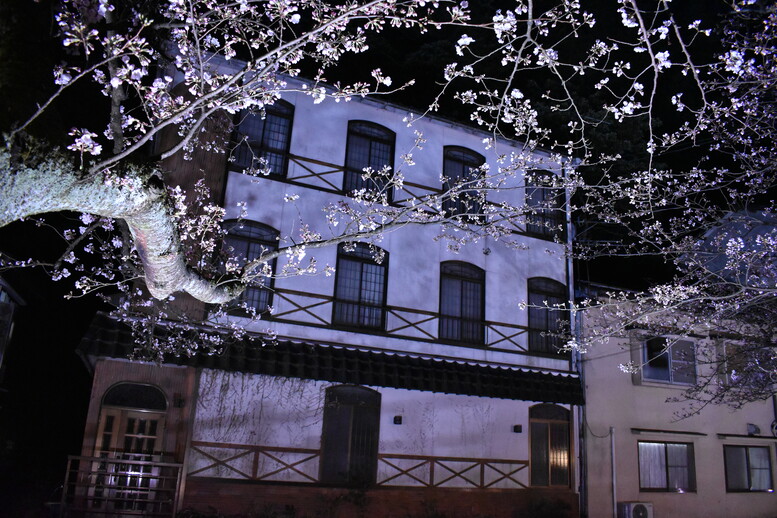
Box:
xmin=61 ymin=454 xmax=182 ymax=517
xmin=188 ymin=441 xmax=530 ymax=489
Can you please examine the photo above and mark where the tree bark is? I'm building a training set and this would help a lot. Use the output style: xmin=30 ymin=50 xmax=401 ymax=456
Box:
xmin=0 ymin=148 xmax=241 ymax=303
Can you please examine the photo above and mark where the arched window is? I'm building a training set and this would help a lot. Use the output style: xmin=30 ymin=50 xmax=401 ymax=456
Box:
xmin=333 ymin=243 xmax=388 ymax=330
xmin=527 ymin=277 xmax=568 ymax=354
xmin=529 ymin=404 xmax=570 ymax=487
xmin=97 ymin=383 xmax=168 ymax=457
xmin=103 ymin=383 xmax=167 ymax=411
xmin=320 ymin=385 xmax=381 ymax=486
xmin=525 ymin=170 xmax=566 ymax=240
xmin=343 ymin=121 xmax=395 ymax=201
xmin=439 ymin=261 xmax=485 ymax=344
xmin=230 ymin=99 xmax=294 ymax=177
xmin=224 ymin=220 xmax=279 ymax=314
xmin=442 ymin=146 xmax=485 ymax=219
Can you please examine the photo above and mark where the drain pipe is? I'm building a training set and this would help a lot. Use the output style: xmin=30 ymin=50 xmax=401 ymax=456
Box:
xmin=564 ymin=163 xmax=587 ymax=516
xmin=771 ymin=395 xmax=777 ymax=436
xmin=611 ymin=426 xmax=617 ymax=518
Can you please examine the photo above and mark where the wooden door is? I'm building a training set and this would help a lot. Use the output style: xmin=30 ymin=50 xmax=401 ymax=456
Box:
xmin=91 ymin=409 xmax=166 ymax=512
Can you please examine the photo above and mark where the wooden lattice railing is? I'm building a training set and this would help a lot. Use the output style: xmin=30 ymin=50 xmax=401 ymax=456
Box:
xmin=246 ymin=152 xmax=533 ymax=235
xmin=270 ymin=287 xmax=531 ymax=353
xmin=377 ymin=453 xmax=529 ymax=489
xmin=188 ymin=441 xmax=320 ymax=483
xmin=188 ymin=441 xmax=529 ymax=490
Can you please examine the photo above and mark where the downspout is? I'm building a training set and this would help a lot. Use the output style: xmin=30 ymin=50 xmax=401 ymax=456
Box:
xmin=564 ymin=161 xmax=587 ymax=516
xmin=611 ymin=427 xmax=617 ymax=518
xmin=772 ymin=395 xmax=777 ymax=435
xmin=575 ymin=311 xmax=587 ymax=517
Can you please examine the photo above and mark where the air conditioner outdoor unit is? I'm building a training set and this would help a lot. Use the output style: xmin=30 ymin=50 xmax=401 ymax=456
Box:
xmin=617 ymin=501 xmax=654 ymax=518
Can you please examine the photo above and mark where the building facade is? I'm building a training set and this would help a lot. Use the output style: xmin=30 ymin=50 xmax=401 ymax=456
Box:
xmin=63 ymin=80 xmax=583 ymax=517
xmin=582 ymin=305 xmax=777 ymax=518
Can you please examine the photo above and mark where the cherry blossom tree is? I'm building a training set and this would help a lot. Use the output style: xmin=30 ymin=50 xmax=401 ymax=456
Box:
xmin=0 ymin=0 xmax=774 ymax=406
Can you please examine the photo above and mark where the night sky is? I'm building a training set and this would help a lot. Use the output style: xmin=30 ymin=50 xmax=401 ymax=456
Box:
xmin=0 ymin=220 xmax=100 ymax=517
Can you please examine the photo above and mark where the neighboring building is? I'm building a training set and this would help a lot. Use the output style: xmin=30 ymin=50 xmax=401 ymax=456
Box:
xmin=62 ymin=79 xmax=582 ymax=517
xmin=582 ymin=299 xmax=777 ymax=518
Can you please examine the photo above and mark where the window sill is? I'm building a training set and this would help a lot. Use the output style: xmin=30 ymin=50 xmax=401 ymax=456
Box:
xmin=438 ymin=337 xmax=486 ymax=347
xmin=331 ymin=322 xmax=385 ymax=333
xmin=639 ymin=488 xmax=696 ymax=493
xmin=638 ymin=378 xmax=696 ymax=389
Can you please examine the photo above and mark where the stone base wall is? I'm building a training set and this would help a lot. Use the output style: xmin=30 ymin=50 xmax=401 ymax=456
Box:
xmin=181 ymin=477 xmax=579 ymax=518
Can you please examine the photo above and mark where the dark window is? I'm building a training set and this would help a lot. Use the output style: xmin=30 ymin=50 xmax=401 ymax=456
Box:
xmin=528 ymin=278 xmax=568 ymax=354
xmin=526 ymin=171 xmax=566 ymax=240
xmin=439 ymin=261 xmax=485 ymax=344
xmin=530 ymin=404 xmax=570 ymax=487
xmin=103 ymin=383 xmax=167 ymax=411
xmin=442 ymin=146 xmax=485 ymax=219
xmin=638 ymin=441 xmax=696 ymax=492
xmin=224 ymin=220 xmax=279 ymax=314
xmin=344 ymin=121 xmax=395 ymax=200
xmin=333 ymin=243 xmax=388 ymax=330
xmin=230 ymin=100 xmax=294 ymax=177
xmin=643 ymin=337 xmax=696 ymax=384
xmin=320 ymin=385 xmax=381 ymax=487
xmin=724 ymin=445 xmax=773 ymax=492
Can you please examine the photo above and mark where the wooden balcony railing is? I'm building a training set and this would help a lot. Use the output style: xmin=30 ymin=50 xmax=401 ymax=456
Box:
xmin=269 ymin=287 xmax=531 ymax=354
xmin=188 ymin=441 xmax=529 ymax=490
xmin=253 ymin=153 xmax=534 ymax=236
xmin=377 ymin=453 xmax=529 ymax=489
xmin=188 ymin=441 xmax=320 ymax=483
xmin=61 ymin=454 xmax=182 ymax=517
xmin=283 ymin=153 xmax=446 ymax=206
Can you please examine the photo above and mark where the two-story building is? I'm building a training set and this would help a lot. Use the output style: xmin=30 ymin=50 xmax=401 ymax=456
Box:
xmin=62 ymin=78 xmax=583 ymax=517
xmin=581 ymin=289 xmax=777 ymax=518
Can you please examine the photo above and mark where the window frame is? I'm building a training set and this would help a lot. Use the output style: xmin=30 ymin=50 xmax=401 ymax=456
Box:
xmin=332 ymin=243 xmax=389 ymax=331
xmin=638 ymin=440 xmax=696 ymax=492
xmin=229 ymin=99 xmax=294 ymax=178
xmin=343 ymin=121 xmax=396 ymax=201
xmin=724 ymin=445 xmax=774 ymax=492
xmin=529 ymin=404 xmax=571 ymax=487
xmin=642 ymin=337 xmax=697 ymax=385
xmin=438 ymin=261 xmax=486 ymax=345
xmin=441 ymin=146 xmax=486 ymax=220
xmin=525 ymin=170 xmax=566 ymax=241
xmin=319 ymin=385 xmax=381 ymax=487
xmin=527 ymin=277 xmax=569 ymax=355
xmin=223 ymin=220 xmax=280 ymax=316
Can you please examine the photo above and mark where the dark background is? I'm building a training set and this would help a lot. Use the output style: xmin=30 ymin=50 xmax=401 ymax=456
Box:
xmin=0 ymin=220 xmax=99 ymax=517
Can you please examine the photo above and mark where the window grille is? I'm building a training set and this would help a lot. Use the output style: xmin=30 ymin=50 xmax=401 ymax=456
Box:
xmin=527 ymin=277 xmax=568 ymax=354
xmin=439 ymin=261 xmax=485 ymax=344
xmin=343 ymin=121 xmax=395 ymax=200
xmin=230 ymin=100 xmax=294 ymax=177
xmin=223 ymin=220 xmax=279 ymax=314
xmin=442 ymin=146 xmax=485 ymax=220
xmin=333 ymin=243 xmax=388 ymax=330
xmin=526 ymin=171 xmax=566 ymax=240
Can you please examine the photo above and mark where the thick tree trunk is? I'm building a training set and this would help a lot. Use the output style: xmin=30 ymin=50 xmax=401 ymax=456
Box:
xmin=0 ymin=148 xmax=241 ymax=303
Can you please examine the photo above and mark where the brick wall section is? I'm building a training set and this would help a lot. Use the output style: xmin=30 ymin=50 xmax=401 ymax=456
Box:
xmin=156 ymin=84 xmax=233 ymax=321
xmin=182 ymin=478 xmax=579 ymax=518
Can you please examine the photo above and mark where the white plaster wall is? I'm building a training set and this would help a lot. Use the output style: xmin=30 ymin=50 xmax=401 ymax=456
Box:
xmin=220 ymin=82 xmax=571 ymax=371
xmin=583 ymin=313 xmax=777 ymax=518
xmin=189 ymin=370 xmax=570 ymax=489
